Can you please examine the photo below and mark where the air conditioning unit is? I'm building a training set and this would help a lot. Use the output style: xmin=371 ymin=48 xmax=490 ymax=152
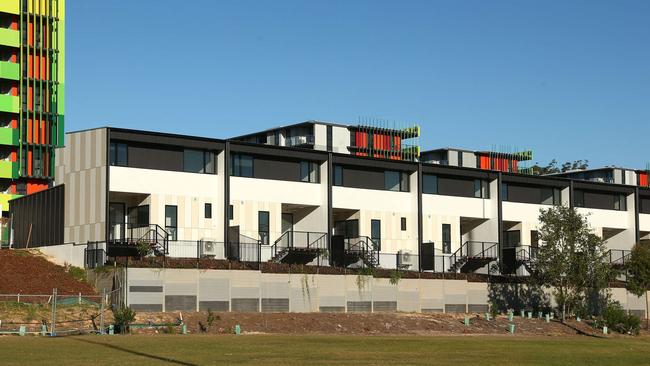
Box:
xmin=398 ymin=250 xmax=414 ymax=270
xmin=200 ymin=240 xmax=219 ymax=258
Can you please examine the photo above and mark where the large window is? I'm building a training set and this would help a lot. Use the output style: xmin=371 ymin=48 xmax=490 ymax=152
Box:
xmin=109 ymin=142 xmax=128 ymax=166
xmin=300 ymin=161 xmax=320 ymax=183
xmin=165 ymin=205 xmax=178 ymax=241
xmin=333 ymin=165 xmax=343 ymax=186
xmin=231 ymin=154 xmax=253 ymax=177
xmin=423 ymin=174 xmax=438 ymax=194
xmin=574 ymin=189 xmax=627 ymax=211
xmin=183 ymin=149 xmax=215 ymax=174
xmin=442 ymin=224 xmax=451 ymax=254
xmin=384 ymin=171 xmax=409 ymax=192
xmin=258 ymin=211 xmax=270 ymax=245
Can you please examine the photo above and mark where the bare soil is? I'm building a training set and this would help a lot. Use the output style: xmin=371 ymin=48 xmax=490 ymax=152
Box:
xmin=0 ymin=250 xmax=97 ymax=295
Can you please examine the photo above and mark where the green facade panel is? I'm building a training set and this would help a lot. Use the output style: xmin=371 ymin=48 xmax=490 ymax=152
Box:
xmin=0 ymin=28 xmax=19 ymax=48
xmin=0 ymin=95 xmax=19 ymax=113
xmin=0 ymin=128 xmax=18 ymax=146
xmin=0 ymin=160 xmax=18 ymax=179
xmin=0 ymin=61 xmax=19 ymax=80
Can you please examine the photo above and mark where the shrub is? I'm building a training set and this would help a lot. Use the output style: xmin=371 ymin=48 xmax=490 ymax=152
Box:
xmin=137 ymin=241 xmax=152 ymax=258
xmin=596 ymin=301 xmax=640 ymax=335
xmin=389 ymin=270 xmax=402 ymax=285
xmin=64 ymin=265 xmax=88 ymax=283
xmin=112 ymin=307 xmax=137 ymax=334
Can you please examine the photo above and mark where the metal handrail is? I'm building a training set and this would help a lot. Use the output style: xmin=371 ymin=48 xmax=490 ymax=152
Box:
xmin=344 ymin=236 xmax=380 ymax=267
xmin=448 ymin=241 xmax=499 ymax=272
xmin=515 ymin=245 xmax=538 ymax=262
xmin=271 ymin=231 xmax=328 ymax=259
xmin=607 ymin=249 xmax=631 ymax=266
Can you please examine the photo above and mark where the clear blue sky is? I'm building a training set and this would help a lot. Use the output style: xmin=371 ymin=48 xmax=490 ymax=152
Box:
xmin=68 ymin=0 xmax=650 ymax=169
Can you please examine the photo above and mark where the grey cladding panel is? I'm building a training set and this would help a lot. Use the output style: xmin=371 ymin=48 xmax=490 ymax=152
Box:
xmin=199 ymin=301 xmax=229 ymax=312
xmin=445 ymin=304 xmax=467 ymax=313
xmin=341 ymin=167 xmax=385 ymax=190
xmin=347 ymin=301 xmax=372 ymax=313
xmin=127 ymin=144 xmax=184 ymax=172
xmin=320 ymin=306 xmax=345 ymax=313
xmin=130 ymin=286 xmax=163 ymax=293
xmin=232 ymin=298 xmax=260 ymax=312
xmin=468 ymin=304 xmax=489 ymax=313
xmin=437 ymin=176 xmax=475 ymax=198
xmin=373 ymin=301 xmax=397 ymax=312
xmin=261 ymin=298 xmax=290 ymax=312
xmin=165 ymin=295 xmax=197 ymax=311
xmin=253 ymin=157 xmax=301 ymax=181
xmin=130 ymin=304 xmax=163 ymax=312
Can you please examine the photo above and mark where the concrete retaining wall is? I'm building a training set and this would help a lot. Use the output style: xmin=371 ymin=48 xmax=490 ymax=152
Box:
xmin=124 ymin=268 xmax=649 ymax=318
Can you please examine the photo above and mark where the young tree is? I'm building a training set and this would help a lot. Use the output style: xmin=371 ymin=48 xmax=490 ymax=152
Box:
xmin=626 ymin=242 xmax=650 ymax=330
xmin=532 ymin=206 xmax=614 ymax=322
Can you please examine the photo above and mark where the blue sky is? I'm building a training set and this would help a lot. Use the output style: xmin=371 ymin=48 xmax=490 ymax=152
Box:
xmin=68 ymin=0 xmax=650 ymax=169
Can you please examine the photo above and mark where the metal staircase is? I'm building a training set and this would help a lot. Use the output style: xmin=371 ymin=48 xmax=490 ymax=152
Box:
xmin=448 ymin=241 xmax=498 ymax=273
xmin=270 ymin=231 xmax=327 ymax=264
xmin=107 ymin=223 xmax=169 ymax=257
xmin=606 ymin=249 xmax=631 ymax=268
xmin=344 ymin=236 xmax=380 ymax=268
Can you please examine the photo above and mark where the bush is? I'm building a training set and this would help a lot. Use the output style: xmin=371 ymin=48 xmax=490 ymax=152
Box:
xmin=112 ymin=307 xmax=137 ymax=334
xmin=596 ymin=301 xmax=640 ymax=335
xmin=64 ymin=264 xmax=88 ymax=283
xmin=137 ymin=241 xmax=152 ymax=258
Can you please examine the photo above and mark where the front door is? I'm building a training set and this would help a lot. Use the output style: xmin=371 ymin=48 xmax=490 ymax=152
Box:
xmin=109 ymin=203 xmax=125 ymax=242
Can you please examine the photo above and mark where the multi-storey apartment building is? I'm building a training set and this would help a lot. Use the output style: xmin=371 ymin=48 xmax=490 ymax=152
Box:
xmin=8 ymin=122 xmax=649 ymax=276
xmin=0 ymin=0 xmax=64 ymax=221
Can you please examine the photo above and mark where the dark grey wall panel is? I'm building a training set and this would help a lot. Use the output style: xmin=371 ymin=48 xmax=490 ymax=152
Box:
xmin=199 ymin=301 xmax=229 ymax=312
xmin=468 ymin=304 xmax=489 ymax=313
xmin=640 ymin=197 xmax=650 ymax=214
xmin=445 ymin=304 xmax=466 ymax=313
xmin=165 ymin=295 xmax=197 ymax=311
xmin=129 ymin=286 xmax=163 ymax=293
xmin=261 ymin=298 xmax=290 ymax=312
xmin=127 ymin=144 xmax=184 ymax=172
xmin=254 ymin=157 xmax=301 ymax=181
xmin=438 ymin=176 xmax=475 ymax=198
xmin=581 ymin=190 xmax=617 ymax=210
xmin=373 ymin=301 xmax=397 ymax=312
xmin=341 ymin=167 xmax=385 ymax=190
xmin=347 ymin=301 xmax=372 ymax=312
xmin=231 ymin=298 xmax=260 ymax=312
xmin=319 ymin=306 xmax=345 ymax=313
xmin=422 ymin=308 xmax=444 ymax=313
xmin=10 ymin=185 xmax=64 ymax=248
xmin=130 ymin=304 xmax=163 ymax=312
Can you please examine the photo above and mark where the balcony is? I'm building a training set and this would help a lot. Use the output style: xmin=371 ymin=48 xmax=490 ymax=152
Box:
xmin=0 ymin=28 xmax=19 ymax=48
xmin=0 ymin=95 xmax=19 ymax=114
xmin=0 ymin=160 xmax=18 ymax=179
xmin=0 ymin=1 xmax=20 ymax=15
xmin=0 ymin=128 xmax=18 ymax=146
xmin=285 ymin=135 xmax=315 ymax=147
xmin=0 ymin=192 xmax=20 ymax=212
xmin=0 ymin=61 xmax=19 ymax=81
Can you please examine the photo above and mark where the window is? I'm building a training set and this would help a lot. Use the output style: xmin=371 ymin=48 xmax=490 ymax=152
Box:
xmin=231 ymin=154 xmax=253 ymax=177
xmin=574 ymin=190 xmax=584 ymax=207
xmin=501 ymin=183 xmax=508 ymax=201
xmin=442 ymin=224 xmax=451 ymax=254
xmin=16 ymin=181 xmax=26 ymax=195
xmin=258 ymin=211 xmax=269 ymax=245
xmin=371 ymin=219 xmax=381 ymax=251
xmin=184 ymin=149 xmax=216 ymax=174
xmin=458 ymin=151 xmax=463 ymax=167
xmin=384 ymin=171 xmax=409 ymax=192
xmin=531 ymin=230 xmax=539 ymax=248
xmin=541 ymin=188 xmax=561 ymax=205
xmin=228 ymin=205 xmax=234 ymax=220
xmin=401 ymin=217 xmax=407 ymax=231
xmin=385 ymin=171 xmax=400 ymax=191
xmin=333 ymin=165 xmax=343 ymax=186
xmin=300 ymin=161 xmax=320 ymax=183
xmin=473 ymin=179 xmax=489 ymax=198
xmin=165 ymin=205 xmax=177 ymax=241
xmin=204 ymin=203 xmax=212 ymax=219
xmin=109 ymin=142 xmax=128 ymax=166
xmin=614 ymin=194 xmax=627 ymax=211
xmin=423 ymin=174 xmax=438 ymax=194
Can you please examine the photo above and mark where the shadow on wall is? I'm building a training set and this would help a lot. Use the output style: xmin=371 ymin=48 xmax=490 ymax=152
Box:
xmin=488 ymin=282 xmax=551 ymax=313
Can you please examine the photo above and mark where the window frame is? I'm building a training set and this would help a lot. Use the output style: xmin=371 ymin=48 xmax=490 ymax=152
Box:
xmin=204 ymin=203 xmax=212 ymax=219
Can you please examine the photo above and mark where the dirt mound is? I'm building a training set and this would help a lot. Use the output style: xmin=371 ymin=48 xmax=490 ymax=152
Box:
xmin=130 ymin=311 xmax=606 ymax=337
xmin=0 ymin=250 xmax=97 ymax=295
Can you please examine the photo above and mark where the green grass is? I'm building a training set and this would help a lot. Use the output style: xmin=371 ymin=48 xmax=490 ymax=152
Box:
xmin=0 ymin=335 xmax=649 ymax=365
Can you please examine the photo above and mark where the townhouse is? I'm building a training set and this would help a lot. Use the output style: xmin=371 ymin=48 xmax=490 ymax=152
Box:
xmin=8 ymin=121 xmax=650 ymax=275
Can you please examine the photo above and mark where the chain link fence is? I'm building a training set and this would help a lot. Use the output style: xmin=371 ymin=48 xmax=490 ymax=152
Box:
xmin=0 ymin=288 xmax=123 ymax=336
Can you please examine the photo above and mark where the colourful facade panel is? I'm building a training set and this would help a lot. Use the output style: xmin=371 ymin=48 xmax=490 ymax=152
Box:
xmin=0 ymin=128 xmax=18 ymax=146
xmin=0 ymin=0 xmax=20 ymax=15
xmin=0 ymin=61 xmax=20 ymax=80
xmin=0 ymin=160 xmax=19 ymax=179
xmin=0 ymin=95 xmax=19 ymax=113
xmin=0 ymin=28 xmax=19 ymax=48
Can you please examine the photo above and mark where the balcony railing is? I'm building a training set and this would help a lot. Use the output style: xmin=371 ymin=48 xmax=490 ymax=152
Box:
xmin=285 ymin=135 xmax=315 ymax=147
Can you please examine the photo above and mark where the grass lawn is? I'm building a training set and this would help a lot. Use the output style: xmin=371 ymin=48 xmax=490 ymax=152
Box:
xmin=0 ymin=334 xmax=649 ymax=366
